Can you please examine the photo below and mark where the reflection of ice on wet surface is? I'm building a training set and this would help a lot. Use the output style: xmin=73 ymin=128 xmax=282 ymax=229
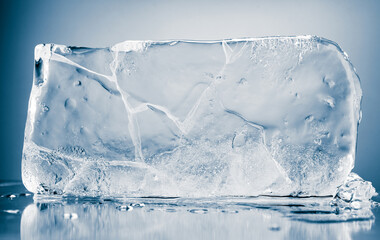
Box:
xmin=1 ymin=182 xmax=379 ymax=239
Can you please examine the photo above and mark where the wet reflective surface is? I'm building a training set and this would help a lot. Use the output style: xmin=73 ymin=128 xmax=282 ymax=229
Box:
xmin=1 ymin=182 xmax=379 ymax=240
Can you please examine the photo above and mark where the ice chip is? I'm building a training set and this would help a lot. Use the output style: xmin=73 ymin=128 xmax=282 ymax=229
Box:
xmin=335 ymin=172 xmax=377 ymax=203
xmin=22 ymin=36 xmax=367 ymax=197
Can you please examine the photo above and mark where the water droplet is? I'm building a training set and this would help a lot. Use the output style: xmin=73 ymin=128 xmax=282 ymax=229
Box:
xmin=305 ymin=115 xmax=314 ymax=122
xmin=117 ymin=205 xmax=133 ymax=211
xmin=3 ymin=209 xmax=20 ymax=214
xmin=6 ymin=194 xmax=16 ymax=199
xmin=64 ymin=98 xmax=77 ymax=110
xmin=204 ymin=72 xmax=214 ymax=78
xmin=42 ymin=105 xmax=49 ymax=112
xmin=130 ymin=203 xmax=145 ymax=208
xmin=64 ymin=213 xmax=78 ymax=220
xmin=74 ymin=80 xmax=82 ymax=86
xmin=323 ymin=96 xmax=335 ymax=108
xmin=19 ymin=193 xmax=32 ymax=197
xmin=269 ymin=225 xmax=281 ymax=231
xmin=323 ymin=76 xmax=335 ymax=88
xmin=188 ymin=209 xmax=208 ymax=214
xmin=80 ymin=126 xmax=86 ymax=135
xmin=41 ymin=131 xmax=48 ymax=136
xmin=221 ymin=210 xmax=239 ymax=214
xmin=237 ymin=78 xmax=247 ymax=85
xmin=322 ymin=132 xmax=330 ymax=138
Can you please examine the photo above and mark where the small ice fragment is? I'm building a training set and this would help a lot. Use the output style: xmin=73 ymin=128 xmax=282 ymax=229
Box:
xmin=335 ymin=172 xmax=377 ymax=202
xmin=331 ymin=172 xmax=377 ymax=211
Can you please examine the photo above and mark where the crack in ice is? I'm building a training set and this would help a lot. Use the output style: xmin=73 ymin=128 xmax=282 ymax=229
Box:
xmin=51 ymin=42 xmax=293 ymax=184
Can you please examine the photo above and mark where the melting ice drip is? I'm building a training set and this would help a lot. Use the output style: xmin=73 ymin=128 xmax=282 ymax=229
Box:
xmin=22 ymin=36 xmax=376 ymax=203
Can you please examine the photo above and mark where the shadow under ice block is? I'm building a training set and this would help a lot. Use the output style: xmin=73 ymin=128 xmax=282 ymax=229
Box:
xmin=22 ymin=36 xmax=363 ymax=197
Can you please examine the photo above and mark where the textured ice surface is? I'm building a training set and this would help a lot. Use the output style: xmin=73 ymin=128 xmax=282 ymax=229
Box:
xmin=22 ymin=36 xmax=370 ymax=197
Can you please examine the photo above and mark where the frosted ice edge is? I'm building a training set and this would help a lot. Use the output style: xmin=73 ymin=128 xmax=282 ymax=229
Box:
xmin=22 ymin=36 xmax=375 ymax=201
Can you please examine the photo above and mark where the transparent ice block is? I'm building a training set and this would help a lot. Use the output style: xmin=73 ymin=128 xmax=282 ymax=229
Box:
xmin=22 ymin=36 xmax=364 ymax=197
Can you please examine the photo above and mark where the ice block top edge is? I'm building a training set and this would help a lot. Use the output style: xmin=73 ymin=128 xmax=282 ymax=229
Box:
xmin=34 ymin=35 xmax=362 ymax=82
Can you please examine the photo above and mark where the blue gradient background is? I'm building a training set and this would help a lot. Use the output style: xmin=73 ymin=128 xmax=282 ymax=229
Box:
xmin=0 ymin=0 xmax=379 ymax=191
